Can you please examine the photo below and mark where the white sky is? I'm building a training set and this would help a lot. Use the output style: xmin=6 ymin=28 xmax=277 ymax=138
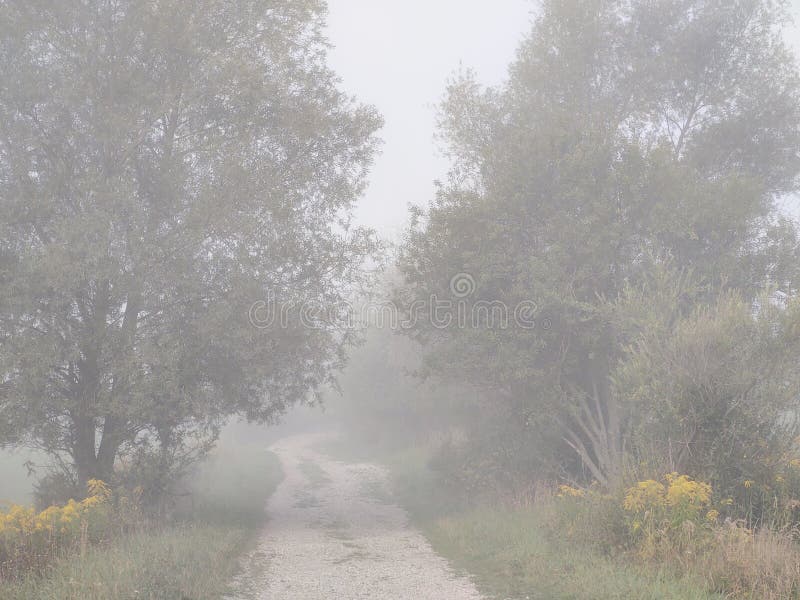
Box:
xmin=326 ymin=1 xmax=800 ymax=238
xmin=326 ymin=0 xmax=534 ymax=239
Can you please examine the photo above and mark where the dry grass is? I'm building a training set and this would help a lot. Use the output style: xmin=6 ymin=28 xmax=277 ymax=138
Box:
xmin=700 ymin=522 xmax=800 ymax=599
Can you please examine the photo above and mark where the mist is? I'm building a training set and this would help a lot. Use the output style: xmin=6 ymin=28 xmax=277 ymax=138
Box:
xmin=3 ymin=1 xmax=800 ymax=599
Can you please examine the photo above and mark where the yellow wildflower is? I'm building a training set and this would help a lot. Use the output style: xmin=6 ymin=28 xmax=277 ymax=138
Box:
xmin=86 ymin=479 xmax=111 ymax=500
xmin=665 ymin=474 xmax=711 ymax=507
xmin=623 ymin=479 xmax=665 ymax=512
xmin=557 ymin=484 xmax=585 ymax=498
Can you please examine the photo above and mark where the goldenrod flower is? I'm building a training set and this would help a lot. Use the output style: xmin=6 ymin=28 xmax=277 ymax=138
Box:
xmin=623 ymin=479 xmax=666 ymax=512
xmin=557 ymin=484 xmax=585 ymax=498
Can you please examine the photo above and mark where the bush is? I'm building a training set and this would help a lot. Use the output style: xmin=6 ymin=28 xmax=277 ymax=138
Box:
xmin=32 ymin=472 xmax=81 ymax=510
xmin=0 ymin=479 xmax=138 ymax=580
xmin=427 ymin=410 xmax=560 ymax=505
xmin=615 ymin=293 xmax=800 ymax=528
xmin=621 ymin=474 xmax=716 ymax=563
xmin=549 ymin=473 xmax=800 ymax=598
xmin=550 ymin=484 xmax=629 ymax=554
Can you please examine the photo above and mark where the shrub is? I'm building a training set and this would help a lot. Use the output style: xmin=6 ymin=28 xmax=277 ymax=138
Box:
xmin=0 ymin=479 xmax=129 ymax=579
xmin=550 ymin=483 xmax=629 ymax=554
xmin=622 ymin=473 xmax=715 ymax=562
xmin=426 ymin=413 xmax=557 ymax=505
xmin=32 ymin=472 xmax=82 ymax=510
xmin=615 ymin=293 xmax=800 ymax=528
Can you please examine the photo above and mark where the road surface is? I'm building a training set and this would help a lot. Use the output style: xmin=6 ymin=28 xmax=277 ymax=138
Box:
xmin=226 ymin=432 xmax=484 ymax=600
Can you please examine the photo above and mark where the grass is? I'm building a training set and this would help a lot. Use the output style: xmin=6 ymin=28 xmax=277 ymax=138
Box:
xmin=0 ymin=525 xmax=253 ymax=600
xmin=0 ymin=441 xmax=284 ymax=600
xmin=324 ymin=437 xmax=720 ymax=600
xmin=426 ymin=506 xmax=721 ymax=600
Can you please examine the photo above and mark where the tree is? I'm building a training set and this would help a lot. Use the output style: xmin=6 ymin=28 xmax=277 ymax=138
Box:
xmin=0 ymin=0 xmax=381 ymax=486
xmin=399 ymin=0 xmax=800 ymax=487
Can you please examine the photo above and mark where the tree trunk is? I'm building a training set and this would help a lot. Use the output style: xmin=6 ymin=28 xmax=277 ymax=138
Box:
xmin=562 ymin=357 xmax=625 ymax=490
xmin=74 ymin=414 xmax=98 ymax=487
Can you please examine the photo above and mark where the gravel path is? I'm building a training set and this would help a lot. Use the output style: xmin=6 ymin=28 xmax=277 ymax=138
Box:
xmin=226 ymin=432 xmax=484 ymax=600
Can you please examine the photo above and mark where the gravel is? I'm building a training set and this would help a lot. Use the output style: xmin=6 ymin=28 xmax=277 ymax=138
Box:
xmin=226 ymin=432 xmax=485 ymax=600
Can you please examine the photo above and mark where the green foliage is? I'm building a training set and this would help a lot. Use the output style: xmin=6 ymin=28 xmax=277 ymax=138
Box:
xmin=398 ymin=0 xmax=800 ymax=486
xmin=551 ymin=486 xmax=630 ymax=555
xmin=427 ymin=410 xmax=555 ymax=502
xmin=0 ymin=0 xmax=381 ymax=485
xmin=615 ymin=292 xmax=800 ymax=523
xmin=32 ymin=471 xmax=81 ymax=511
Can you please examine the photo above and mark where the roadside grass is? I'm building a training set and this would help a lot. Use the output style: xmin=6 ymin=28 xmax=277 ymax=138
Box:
xmin=324 ymin=437 xmax=720 ymax=600
xmin=0 ymin=442 xmax=283 ymax=600
xmin=427 ymin=506 xmax=721 ymax=600
xmin=0 ymin=525 xmax=252 ymax=600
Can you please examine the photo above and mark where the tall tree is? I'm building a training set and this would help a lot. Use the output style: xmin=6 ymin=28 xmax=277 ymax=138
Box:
xmin=399 ymin=0 xmax=800 ymax=486
xmin=0 ymin=0 xmax=381 ymax=484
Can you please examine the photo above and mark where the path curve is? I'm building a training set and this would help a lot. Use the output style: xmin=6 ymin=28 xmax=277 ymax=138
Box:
xmin=227 ymin=432 xmax=484 ymax=600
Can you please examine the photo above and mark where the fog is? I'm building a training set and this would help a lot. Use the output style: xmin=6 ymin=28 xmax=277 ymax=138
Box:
xmin=4 ymin=1 xmax=800 ymax=599
xmin=326 ymin=0 xmax=533 ymax=237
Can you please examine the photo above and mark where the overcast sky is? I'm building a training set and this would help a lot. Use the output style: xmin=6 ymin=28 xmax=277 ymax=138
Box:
xmin=326 ymin=0 xmax=800 ymax=238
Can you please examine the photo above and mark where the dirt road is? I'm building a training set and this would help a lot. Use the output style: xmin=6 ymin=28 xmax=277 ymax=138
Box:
xmin=226 ymin=432 xmax=484 ymax=600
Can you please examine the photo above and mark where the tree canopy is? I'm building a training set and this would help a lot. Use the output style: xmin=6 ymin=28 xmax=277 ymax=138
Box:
xmin=399 ymin=0 xmax=800 ymax=487
xmin=0 ymin=0 xmax=381 ymax=485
